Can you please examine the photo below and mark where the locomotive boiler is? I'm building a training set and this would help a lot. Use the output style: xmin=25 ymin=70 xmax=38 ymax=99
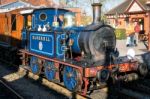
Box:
xmin=19 ymin=3 xmax=147 ymax=95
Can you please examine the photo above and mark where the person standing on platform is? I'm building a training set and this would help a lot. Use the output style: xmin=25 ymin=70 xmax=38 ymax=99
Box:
xmin=126 ymin=22 xmax=134 ymax=47
xmin=134 ymin=22 xmax=140 ymax=46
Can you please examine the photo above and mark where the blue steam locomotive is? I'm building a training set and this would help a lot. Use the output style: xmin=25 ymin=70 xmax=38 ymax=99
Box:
xmin=20 ymin=3 xmax=147 ymax=95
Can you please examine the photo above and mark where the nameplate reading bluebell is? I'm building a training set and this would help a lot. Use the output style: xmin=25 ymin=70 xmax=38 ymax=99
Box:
xmin=30 ymin=33 xmax=54 ymax=57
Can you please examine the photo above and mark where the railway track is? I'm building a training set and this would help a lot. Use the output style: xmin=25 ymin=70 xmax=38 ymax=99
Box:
xmin=0 ymin=63 xmax=69 ymax=99
xmin=1 ymin=57 xmax=150 ymax=99
xmin=0 ymin=57 xmax=115 ymax=99
xmin=118 ymin=88 xmax=150 ymax=99
xmin=0 ymin=79 xmax=24 ymax=99
xmin=0 ymin=58 xmax=88 ymax=99
xmin=91 ymin=80 xmax=150 ymax=99
xmin=19 ymin=67 xmax=88 ymax=99
xmin=114 ymin=78 xmax=150 ymax=99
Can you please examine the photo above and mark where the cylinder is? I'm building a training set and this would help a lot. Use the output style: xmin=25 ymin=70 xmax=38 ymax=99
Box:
xmin=92 ymin=3 xmax=102 ymax=24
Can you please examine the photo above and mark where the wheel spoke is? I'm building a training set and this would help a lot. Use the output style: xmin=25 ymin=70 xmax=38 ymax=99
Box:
xmin=63 ymin=66 xmax=80 ymax=91
xmin=30 ymin=56 xmax=41 ymax=74
xmin=44 ymin=61 xmax=56 ymax=81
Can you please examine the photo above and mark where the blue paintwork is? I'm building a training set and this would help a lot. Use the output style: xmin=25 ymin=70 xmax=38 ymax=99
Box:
xmin=30 ymin=32 xmax=54 ymax=57
xmin=56 ymin=33 xmax=66 ymax=58
xmin=31 ymin=8 xmax=69 ymax=30
xmin=69 ymin=32 xmax=81 ymax=53
xmin=32 ymin=15 xmax=36 ymax=30
xmin=30 ymin=56 xmax=40 ymax=74
xmin=63 ymin=66 xmax=78 ymax=91
xmin=44 ymin=61 xmax=56 ymax=81
xmin=26 ymin=8 xmax=75 ymax=59
xmin=29 ymin=31 xmax=67 ymax=58
xmin=22 ymin=8 xmax=90 ymax=59
xmin=21 ymin=29 xmax=27 ymax=48
xmin=65 ymin=26 xmax=86 ymax=54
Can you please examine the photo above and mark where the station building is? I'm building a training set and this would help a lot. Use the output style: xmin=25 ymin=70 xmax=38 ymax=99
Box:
xmin=106 ymin=0 xmax=149 ymax=34
xmin=106 ymin=0 xmax=150 ymax=50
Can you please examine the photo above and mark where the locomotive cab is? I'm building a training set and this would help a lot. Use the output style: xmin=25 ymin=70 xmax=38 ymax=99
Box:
xmin=20 ymin=9 xmax=33 ymax=49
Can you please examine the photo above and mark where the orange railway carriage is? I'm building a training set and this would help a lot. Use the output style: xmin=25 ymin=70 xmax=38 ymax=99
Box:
xmin=0 ymin=10 xmax=24 ymax=47
xmin=0 ymin=8 xmax=32 ymax=64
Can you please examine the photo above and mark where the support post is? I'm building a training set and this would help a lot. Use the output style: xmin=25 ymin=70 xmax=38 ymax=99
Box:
xmin=146 ymin=0 xmax=150 ymax=51
xmin=148 ymin=12 xmax=150 ymax=51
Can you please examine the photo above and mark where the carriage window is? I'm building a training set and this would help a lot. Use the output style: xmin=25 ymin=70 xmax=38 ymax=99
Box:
xmin=11 ymin=14 xmax=16 ymax=31
xmin=39 ymin=13 xmax=47 ymax=21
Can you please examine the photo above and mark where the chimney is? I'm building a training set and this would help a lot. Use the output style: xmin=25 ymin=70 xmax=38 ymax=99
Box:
xmin=92 ymin=3 xmax=102 ymax=24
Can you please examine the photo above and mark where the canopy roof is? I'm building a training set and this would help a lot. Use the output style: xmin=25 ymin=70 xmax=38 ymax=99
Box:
xmin=0 ymin=0 xmax=38 ymax=13
xmin=106 ymin=0 xmax=148 ymax=15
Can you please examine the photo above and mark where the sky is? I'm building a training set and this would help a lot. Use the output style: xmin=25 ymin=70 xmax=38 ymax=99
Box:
xmin=104 ymin=0 xmax=125 ymax=11
xmin=78 ymin=0 xmax=126 ymax=15
xmin=52 ymin=0 xmax=126 ymax=16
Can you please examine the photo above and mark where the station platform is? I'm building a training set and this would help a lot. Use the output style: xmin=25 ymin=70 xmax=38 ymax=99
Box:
xmin=116 ymin=40 xmax=148 ymax=56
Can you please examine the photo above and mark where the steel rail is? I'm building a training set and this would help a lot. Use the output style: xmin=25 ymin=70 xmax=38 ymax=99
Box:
xmin=0 ymin=80 xmax=24 ymax=99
